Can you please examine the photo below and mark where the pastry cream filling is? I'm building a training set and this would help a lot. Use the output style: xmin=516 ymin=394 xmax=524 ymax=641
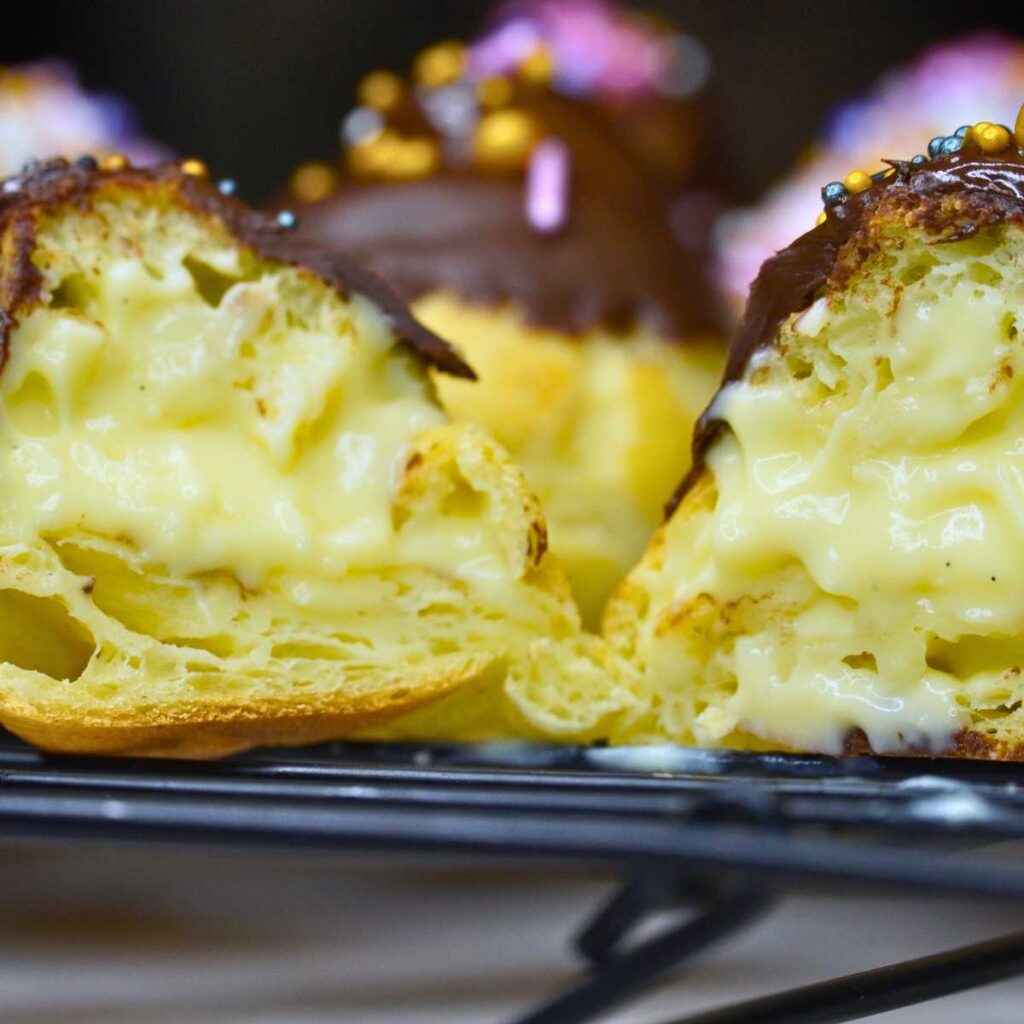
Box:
xmin=645 ymin=235 xmax=1024 ymax=754
xmin=415 ymin=291 xmax=724 ymax=626
xmin=0 ymin=208 xmax=526 ymax=607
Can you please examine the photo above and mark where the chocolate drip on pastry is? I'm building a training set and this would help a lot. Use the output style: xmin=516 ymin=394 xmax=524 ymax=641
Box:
xmin=0 ymin=158 xmax=473 ymax=379
xmin=666 ymin=138 xmax=1024 ymax=516
xmin=299 ymin=90 xmax=723 ymax=339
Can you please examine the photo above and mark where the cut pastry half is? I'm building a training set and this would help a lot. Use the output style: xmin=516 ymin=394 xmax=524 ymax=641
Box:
xmin=606 ymin=113 xmax=1024 ymax=759
xmin=0 ymin=157 xmax=579 ymax=756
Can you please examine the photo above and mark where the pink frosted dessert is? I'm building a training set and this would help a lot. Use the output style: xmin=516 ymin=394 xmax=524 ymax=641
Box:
xmin=0 ymin=60 xmax=165 ymax=175
xmin=716 ymin=33 xmax=1024 ymax=316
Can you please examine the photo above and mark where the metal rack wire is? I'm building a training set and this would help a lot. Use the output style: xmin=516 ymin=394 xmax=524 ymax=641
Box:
xmin=1 ymin=734 xmax=1023 ymax=1023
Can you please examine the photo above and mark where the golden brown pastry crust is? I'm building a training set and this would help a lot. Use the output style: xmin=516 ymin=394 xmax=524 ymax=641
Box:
xmin=0 ymin=657 xmax=491 ymax=758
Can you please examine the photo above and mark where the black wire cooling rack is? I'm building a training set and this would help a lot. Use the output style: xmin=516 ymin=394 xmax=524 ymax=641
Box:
xmin=2 ymin=733 xmax=1024 ymax=1023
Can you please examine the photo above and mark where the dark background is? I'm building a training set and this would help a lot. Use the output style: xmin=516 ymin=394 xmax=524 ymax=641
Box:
xmin=11 ymin=1 xmax=1024 ymax=202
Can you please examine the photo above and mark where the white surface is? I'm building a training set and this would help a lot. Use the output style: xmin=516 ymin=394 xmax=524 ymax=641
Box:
xmin=0 ymin=842 xmax=1021 ymax=1023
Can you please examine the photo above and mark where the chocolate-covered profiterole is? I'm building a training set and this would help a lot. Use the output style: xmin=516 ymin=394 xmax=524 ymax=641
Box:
xmin=287 ymin=1 xmax=725 ymax=628
xmin=673 ymin=116 xmax=1024 ymax=514
xmin=302 ymin=94 xmax=718 ymax=338
xmin=603 ymin=105 xmax=1024 ymax=759
xmin=296 ymin=1 xmax=720 ymax=336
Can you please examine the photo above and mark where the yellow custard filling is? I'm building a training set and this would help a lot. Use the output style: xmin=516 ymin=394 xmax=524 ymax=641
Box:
xmin=415 ymin=291 xmax=723 ymax=627
xmin=8 ymin=234 xmax=471 ymax=588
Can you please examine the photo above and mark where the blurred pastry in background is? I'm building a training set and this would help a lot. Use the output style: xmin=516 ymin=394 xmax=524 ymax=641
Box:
xmin=604 ymin=108 xmax=1024 ymax=759
xmin=715 ymin=32 xmax=1024 ymax=317
xmin=0 ymin=59 xmax=165 ymax=173
xmin=473 ymin=0 xmax=713 ymax=188
xmin=291 ymin=0 xmax=726 ymax=627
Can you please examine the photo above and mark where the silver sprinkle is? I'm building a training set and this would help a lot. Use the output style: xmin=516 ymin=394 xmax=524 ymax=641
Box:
xmin=661 ymin=34 xmax=711 ymax=98
xmin=341 ymin=106 xmax=385 ymax=148
xmin=419 ymin=82 xmax=478 ymax=138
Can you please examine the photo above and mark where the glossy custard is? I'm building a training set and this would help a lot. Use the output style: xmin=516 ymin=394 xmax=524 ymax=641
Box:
xmin=416 ymin=293 xmax=723 ymax=625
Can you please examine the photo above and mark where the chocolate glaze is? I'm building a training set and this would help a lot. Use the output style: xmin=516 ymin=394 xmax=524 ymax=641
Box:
xmin=665 ymin=138 xmax=1024 ymax=517
xmin=0 ymin=158 xmax=473 ymax=378
xmin=300 ymin=92 xmax=724 ymax=339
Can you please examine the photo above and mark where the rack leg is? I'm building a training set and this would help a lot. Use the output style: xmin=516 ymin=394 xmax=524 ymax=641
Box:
xmin=509 ymin=870 xmax=774 ymax=1024
xmin=577 ymin=867 xmax=720 ymax=965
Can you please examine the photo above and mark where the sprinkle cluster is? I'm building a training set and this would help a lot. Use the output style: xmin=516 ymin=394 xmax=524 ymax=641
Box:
xmin=470 ymin=0 xmax=707 ymax=101
xmin=815 ymin=101 xmax=1024 ymax=221
xmin=288 ymin=0 xmax=707 ymax=201
xmin=289 ymin=36 xmax=555 ymax=199
xmin=1 ymin=155 xmax=301 ymax=232
xmin=715 ymin=35 xmax=1024 ymax=315
xmin=0 ymin=60 xmax=167 ymax=178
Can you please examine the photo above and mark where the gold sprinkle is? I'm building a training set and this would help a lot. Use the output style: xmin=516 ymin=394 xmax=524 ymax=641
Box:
xmin=1016 ymin=102 xmax=1024 ymax=149
xmin=358 ymin=70 xmax=403 ymax=112
xmin=100 ymin=154 xmax=127 ymax=172
xmin=518 ymin=45 xmax=555 ymax=85
xmin=843 ymin=169 xmax=872 ymax=193
xmin=180 ymin=158 xmax=209 ymax=178
xmin=289 ymin=160 xmax=337 ymax=202
xmin=816 ymin=211 xmax=827 ymax=225
xmin=972 ymin=121 xmax=1011 ymax=153
xmin=388 ymin=138 xmax=440 ymax=180
xmin=349 ymin=132 xmax=438 ymax=181
xmin=473 ymin=109 xmax=539 ymax=170
xmin=2 ymin=72 xmax=31 ymax=96
xmin=348 ymin=131 xmax=400 ymax=177
xmin=413 ymin=41 xmax=464 ymax=89
xmin=477 ymin=75 xmax=513 ymax=110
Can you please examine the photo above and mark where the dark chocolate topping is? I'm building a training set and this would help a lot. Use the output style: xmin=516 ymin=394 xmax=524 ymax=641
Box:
xmin=300 ymin=92 xmax=723 ymax=338
xmin=0 ymin=158 xmax=473 ymax=379
xmin=665 ymin=138 xmax=1024 ymax=516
